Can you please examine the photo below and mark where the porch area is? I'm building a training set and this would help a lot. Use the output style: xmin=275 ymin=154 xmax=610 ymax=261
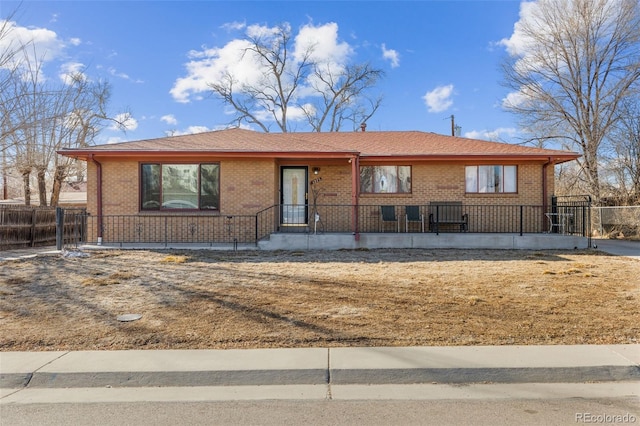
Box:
xmin=57 ymin=200 xmax=591 ymax=251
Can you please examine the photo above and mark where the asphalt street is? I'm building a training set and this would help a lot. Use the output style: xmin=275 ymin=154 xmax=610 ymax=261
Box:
xmin=1 ymin=396 xmax=639 ymax=426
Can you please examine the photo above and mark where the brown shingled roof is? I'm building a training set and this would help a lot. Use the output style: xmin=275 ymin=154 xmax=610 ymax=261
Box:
xmin=59 ymin=128 xmax=580 ymax=163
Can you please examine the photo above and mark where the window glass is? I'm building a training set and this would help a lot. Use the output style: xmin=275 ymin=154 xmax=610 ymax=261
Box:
xmin=141 ymin=164 xmax=161 ymax=209
xmin=200 ymin=164 xmax=220 ymax=209
xmin=360 ymin=167 xmax=373 ymax=193
xmin=504 ymin=166 xmax=517 ymax=192
xmin=398 ymin=166 xmax=411 ymax=193
xmin=478 ymin=165 xmax=495 ymax=193
xmin=465 ymin=166 xmax=477 ymax=193
xmin=162 ymin=164 xmax=199 ymax=209
xmin=141 ymin=163 xmax=220 ymax=211
xmin=360 ymin=166 xmax=411 ymax=194
xmin=465 ymin=165 xmax=517 ymax=194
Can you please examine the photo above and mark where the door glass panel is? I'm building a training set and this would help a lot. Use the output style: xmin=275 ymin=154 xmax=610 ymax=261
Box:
xmin=282 ymin=168 xmax=307 ymax=224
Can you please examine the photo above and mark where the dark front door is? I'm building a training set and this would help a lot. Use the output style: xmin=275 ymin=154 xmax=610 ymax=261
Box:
xmin=281 ymin=167 xmax=308 ymax=226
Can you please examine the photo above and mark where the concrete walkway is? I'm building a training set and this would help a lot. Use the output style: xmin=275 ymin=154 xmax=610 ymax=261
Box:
xmin=2 ymin=345 xmax=638 ymax=393
xmin=594 ymin=239 xmax=640 ymax=260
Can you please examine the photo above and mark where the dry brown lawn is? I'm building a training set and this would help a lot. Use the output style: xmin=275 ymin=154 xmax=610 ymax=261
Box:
xmin=0 ymin=248 xmax=638 ymax=351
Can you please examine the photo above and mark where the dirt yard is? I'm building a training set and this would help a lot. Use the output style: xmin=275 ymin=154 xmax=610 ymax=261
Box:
xmin=0 ymin=248 xmax=638 ymax=351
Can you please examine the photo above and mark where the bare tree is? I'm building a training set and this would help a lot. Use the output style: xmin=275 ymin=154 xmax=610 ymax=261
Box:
xmin=1 ymin=9 xmax=30 ymax=199
xmin=4 ymin=55 xmax=114 ymax=205
xmin=1 ymin=8 xmax=121 ymax=205
xmin=50 ymin=74 xmax=113 ymax=205
xmin=604 ymin=97 xmax=640 ymax=204
xmin=302 ymin=62 xmax=383 ymax=132
xmin=208 ymin=23 xmax=384 ymax=133
xmin=4 ymin=47 xmax=48 ymax=205
xmin=501 ymin=0 xmax=640 ymax=204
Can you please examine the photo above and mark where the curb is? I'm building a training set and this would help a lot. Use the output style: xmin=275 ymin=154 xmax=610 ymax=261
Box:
xmin=2 ymin=366 xmax=639 ymax=389
xmin=1 ymin=345 xmax=638 ymax=389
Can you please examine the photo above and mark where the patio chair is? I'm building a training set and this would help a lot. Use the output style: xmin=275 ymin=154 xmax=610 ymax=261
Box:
xmin=380 ymin=205 xmax=399 ymax=232
xmin=405 ymin=205 xmax=424 ymax=233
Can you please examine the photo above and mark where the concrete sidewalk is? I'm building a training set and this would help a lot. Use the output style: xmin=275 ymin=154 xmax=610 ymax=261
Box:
xmin=594 ymin=239 xmax=640 ymax=260
xmin=2 ymin=345 xmax=638 ymax=392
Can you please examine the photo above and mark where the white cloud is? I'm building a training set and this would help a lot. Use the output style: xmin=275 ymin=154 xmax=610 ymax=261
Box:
xmin=106 ymin=136 xmax=126 ymax=144
xmin=58 ymin=62 xmax=86 ymax=84
xmin=170 ymin=38 xmax=259 ymax=103
xmin=69 ymin=37 xmax=82 ymax=46
xmin=501 ymin=90 xmax=527 ymax=109
xmin=381 ymin=43 xmax=399 ymax=68
xmin=108 ymin=67 xmax=129 ymax=80
xmin=293 ymin=22 xmax=352 ymax=65
xmin=252 ymin=103 xmax=309 ymax=124
xmin=423 ymin=84 xmax=454 ymax=113
xmin=496 ymin=1 xmax=540 ymax=57
xmin=161 ymin=114 xmax=178 ymax=126
xmin=168 ymin=125 xmax=211 ymax=136
xmin=246 ymin=22 xmax=284 ymax=40
xmin=171 ymin=22 xmax=354 ymax=106
xmin=110 ymin=113 xmax=138 ymax=131
xmin=221 ymin=21 xmax=246 ymax=32
xmin=0 ymin=20 xmax=66 ymax=71
xmin=106 ymin=66 xmax=143 ymax=83
xmin=465 ymin=127 xmax=517 ymax=142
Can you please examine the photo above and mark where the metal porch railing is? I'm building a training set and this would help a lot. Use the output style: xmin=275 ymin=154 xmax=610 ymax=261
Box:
xmin=57 ymin=200 xmax=591 ymax=248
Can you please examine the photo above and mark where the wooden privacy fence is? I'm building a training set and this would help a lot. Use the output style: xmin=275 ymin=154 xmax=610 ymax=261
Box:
xmin=0 ymin=205 xmax=86 ymax=250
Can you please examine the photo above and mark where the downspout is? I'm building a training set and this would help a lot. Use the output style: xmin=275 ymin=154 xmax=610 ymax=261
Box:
xmin=351 ymin=154 xmax=360 ymax=241
xmin=89 ymin=154 xmax=103 ymax=245
xmin=542 ymin=157 xmax=552 ymax=214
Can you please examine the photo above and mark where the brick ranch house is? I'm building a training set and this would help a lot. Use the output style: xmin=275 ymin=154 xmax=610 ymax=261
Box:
xmin=58 ymin=127 xmax=587 ymax=249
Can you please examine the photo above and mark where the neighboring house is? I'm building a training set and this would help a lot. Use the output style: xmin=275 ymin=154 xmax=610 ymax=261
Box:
xmin=58 ymin=128 xmax=582 ymax=247
xmin=57 ymin=181 xmax=88 ymax=208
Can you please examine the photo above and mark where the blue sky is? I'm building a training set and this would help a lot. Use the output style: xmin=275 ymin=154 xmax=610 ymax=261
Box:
xmin=2 ymin=1 xmax=528 ymax=145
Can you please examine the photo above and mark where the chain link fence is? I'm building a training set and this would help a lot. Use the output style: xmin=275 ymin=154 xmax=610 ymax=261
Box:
xmin=592 ymin=206 xmax=640 ymax=239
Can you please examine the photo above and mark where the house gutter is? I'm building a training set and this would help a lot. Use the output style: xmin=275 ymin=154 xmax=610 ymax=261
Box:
xmin=542 ymin=157 xmax=552 ymax=213
xmin=89 ymin=154 xmax=103 ymax=245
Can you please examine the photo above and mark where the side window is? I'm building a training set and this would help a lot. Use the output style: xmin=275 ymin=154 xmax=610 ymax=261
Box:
xmin=465 ymin=165 xmax=517 ymax=193
xmin=360 ymin=166 xmax=411 ymax=194
xmin=140 ymin=163 xmax=220 ymax=210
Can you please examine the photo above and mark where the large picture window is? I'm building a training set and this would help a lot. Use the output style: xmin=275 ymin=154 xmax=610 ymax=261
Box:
xmin=141 ymin=163 xmax=220 ymax=210
xmin=465 ymin=165 xmax=517 ymax=193
xmin=360 ymin=166 xmax=411 ymax=194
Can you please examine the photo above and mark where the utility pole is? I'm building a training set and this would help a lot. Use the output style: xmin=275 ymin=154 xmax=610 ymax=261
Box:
xmin=448 ymin=115 xmax=462 ymax=137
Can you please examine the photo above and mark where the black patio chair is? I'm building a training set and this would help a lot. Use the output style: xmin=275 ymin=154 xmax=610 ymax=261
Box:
xmin=380 ymin=205 xmax=399 ymax=232
xmin=405 ymin=205 xmax=424 ymax=233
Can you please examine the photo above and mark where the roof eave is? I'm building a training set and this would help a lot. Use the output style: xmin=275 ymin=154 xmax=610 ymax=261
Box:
xmin=361 ymin=153 xmax=581 ymax=163
xmin=58 ymin=149 xmax=359 ymax=161
xmin=59 ymin=149 xmax=581 ymax=164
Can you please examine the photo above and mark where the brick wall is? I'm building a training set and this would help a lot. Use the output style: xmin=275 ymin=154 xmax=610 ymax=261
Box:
xmin=87 ymin=159 xmax=278 ymax=216
xmin=355 ymin=162 xmax=552 ymax=206
xmin=84 ymin=158 xmax=558 ymax=241
xmin=220 ymin=159 xmax=276 ymax=213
